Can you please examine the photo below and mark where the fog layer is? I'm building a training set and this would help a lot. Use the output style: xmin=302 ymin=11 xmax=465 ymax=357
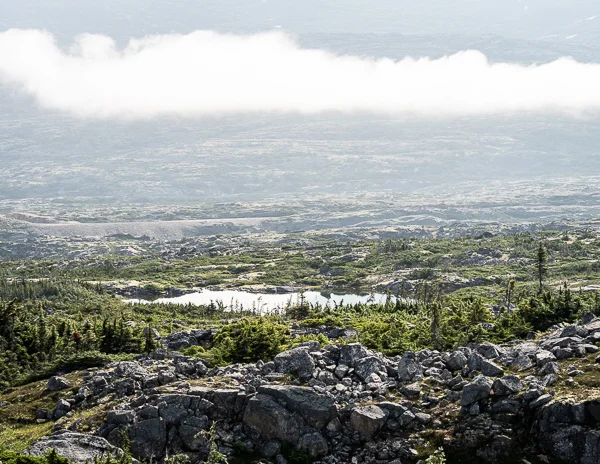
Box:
xmin=1 ymin=29 xmax=599 ymax=118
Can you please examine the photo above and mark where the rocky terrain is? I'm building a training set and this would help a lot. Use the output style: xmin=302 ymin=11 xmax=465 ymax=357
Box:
xmin=17 ymin=315 xmax=600 ymax=464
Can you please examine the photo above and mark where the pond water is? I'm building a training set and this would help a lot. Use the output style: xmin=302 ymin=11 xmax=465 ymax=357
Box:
xmin=125 ymin=289 xmax=399 ymax=313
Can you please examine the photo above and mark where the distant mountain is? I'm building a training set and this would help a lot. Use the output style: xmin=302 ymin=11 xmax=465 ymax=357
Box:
xmin=298 ymin=33 xmax=600 ymax=64
xmin=1 ymin=0 xmax=598 ymax=46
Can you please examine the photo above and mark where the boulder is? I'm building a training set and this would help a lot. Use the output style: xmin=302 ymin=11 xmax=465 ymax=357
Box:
xmin=541 ymin=337 xmax=583 ymax=351
xmin=129 ymin=418 xmax=167 ymax=460
xmin=354 ymin=356 xmax=384 ymax=382
xmin=274 ymin=348 xmax=315 ymax=380
xmin=477 ymin=342 xmax=503 ymax=359
xmin=544 ymin=426 xmax=585 ymax=463
xmin=114 ymin=362 xmax=149 ymax=380
xmin=350 ymin=405 xmax=388 ymax=437
xmin=540 ymin=362 xmax=561 ymax=376
xmin=535 ymin=350 xmax=557 ymax=367
xmin=397 ymin=352 xmax=423 ymax=382
xmin=54 ymin=399 xmax=71 ymax=420
xmin=582 ymin=430 xmax=600 ymax=464
xmin=28 ymin=432 xmax=124 ymax=464
xmin=461 ymin=375 xmax=493 ymax=407
xmin=243 ymin=394 xmax=307 ymax=443
xmin=529 ymin=394 xmax=553 ymax=409
xmin=258 ymin=385 xmax=337 ymax=429
xmin=107 ymin=410 xmax=134 ymax=425
xmin=178 ymin=415 xmax=210 ymax=451
xmin=446 ymin=351 xmax=468 ymax=372
xmin=401 ymin=382 xmax=421 ymax=399
xmin=511 ymin=354 xmax=534 ymax=371
xmin=47 ymin=376 xmax=71 ymax=391
xmin=492 ymin=375 xmax=523 ymax=396
xmin=298 ymin=432 xmax=328 ymax=457
xmin=328 ymin=327 xmax=359 ymax=340
xmin=339 ymin=343 xmax=369 ymax=367
xmin=467 ymin=352 xmax=484 ymax=372
xmin=481 ymin=359 xmax=504 ymax=377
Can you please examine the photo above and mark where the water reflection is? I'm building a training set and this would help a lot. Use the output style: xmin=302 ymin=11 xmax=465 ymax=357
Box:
xmin=125 ymin=289 xmax=397 ymax=313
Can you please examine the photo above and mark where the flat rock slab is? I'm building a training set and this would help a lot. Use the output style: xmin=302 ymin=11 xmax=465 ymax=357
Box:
xmin=258 ymin=385 xmax=337 ymax=429
xmin=28 ymin=432 xmax=124 ymax=464
xmin=350 ymin=405 xmax=388 ymax=437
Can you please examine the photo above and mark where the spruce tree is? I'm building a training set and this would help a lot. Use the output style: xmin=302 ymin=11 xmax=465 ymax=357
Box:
xmin=536 ymin=242 xmax=548 ymax=294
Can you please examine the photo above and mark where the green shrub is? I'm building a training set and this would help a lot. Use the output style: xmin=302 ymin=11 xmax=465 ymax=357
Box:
xmin=182 ymin=345 xmax=206 ymax=357
xmin=0 ymin=450 xmax=70 ymax=464
xmin=209 ymin=318 xmax=290 ymax=364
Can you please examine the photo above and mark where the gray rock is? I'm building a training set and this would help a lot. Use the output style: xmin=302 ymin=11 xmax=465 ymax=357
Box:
xmin=553 ymin=347 xmax=574 ymax=360
xmin=258 ymin=385 xmax=337 ymax=429
xmin=325 ymin=418 xmax=342 ymax=437
xmin=414 ymin=412 xmax=432 ymax=424
xmin=378 ymin=402 xmax=408 ymax=419
xmin=129 ymin=418 xmax=167 ymax=460
xmin=492 ymin=375 xmax=523 ymax=396
xmin=546 ymin=426 xmax=585 ymax=463
xmin=178 ymin=416 xmax=209 ymax=451
xmin=243 ymin=394 xmax=307 ymax=443
xmin=401 ymin=382 xmax=421 ymax=399
xmin=467 ymin=352 xmax=484 ymax=372
xmin=542 ymin=374 xmax=559 ymax=387
xmin=582 ymin=430 xmax=600 ymax=464
xmin=298 ymin=432 xmax=328 ymax=457
xmin=317 ymin=370 xmax=337 ymax=385
xmin=334 ymin=364 xmax=349 ymax=379
xmin=158 ymin=370 xmax=177 ymax=385
xmin=260 ymin=440 xmax=281 ymax=458
xmin=354 ymin=356 xmax=384 ymax=382
xmin=398 ymin=410 xmax=416 ymax=427
xmin=541 ymin=337 xmax=583 ymax=350
xmin=107 ymin=410 xmax=134 ymax=425
xmin=461 ymin=375 xmax=493 ymax=407
xmin=468 ymin=402 xmax=480 ymax=415
xmin=28 ymin=432 xmax=124 ymax=464
xmin=535 ymin=350 xmax=557 ymax=367
xmin=397 ymin=352 xmax=423 ymax=382
xmin=328 ymin=327 xmax=359 ymax=340
xmin=529 ymin=394 xmax=553 ymax=408
xmin=481 ymin=359 xmax=504 ymax=377
xmin=511 ymin=353 xmax=534 ymax=371
xmin=583 ymin=344 xmax=599 ymax=353
xmin=274 ymin=348 xmax=316 ymax=380
xmin=477 ymin=342 xmax=503 ymax=359
xmin=523 ymin=388 xmax=543 ymax=403
xmin=54 ymin=399 xmax=71 ymax=419
xmin=491 ymin=398 xmax=521 ymax=413
xmin=350 ymin=405 xmax=388 ymax=436
xmin=540 ymin=362 xmax=561 ymax=376
xmin=446 ymin=351 xmax=468 ymax=372
xmin=47 ymin=376 xmax=72 ymax=391
xmin=339 ymin=343 xmax=369 ymax=367
xmin=114 ymin=362 xmax=149 ymax=380
xmin=560 ymin=325 xmax=589 ymax=338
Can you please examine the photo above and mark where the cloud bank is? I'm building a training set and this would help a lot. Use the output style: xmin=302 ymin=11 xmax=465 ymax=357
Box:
xmin=1 ymin=29 xmax=600 ymax=119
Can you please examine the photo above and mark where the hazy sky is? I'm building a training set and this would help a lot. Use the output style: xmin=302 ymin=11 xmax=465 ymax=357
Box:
xmin=0 ymin=0 xmax=598 ymax=41
xmin=0 ymin=1 xmax=599 ymax=119
xmin=0 ymin=29 xmax=599 ymax=119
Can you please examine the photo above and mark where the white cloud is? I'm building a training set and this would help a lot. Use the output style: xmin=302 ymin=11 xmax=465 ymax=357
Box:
xmin=0 ymin=28 xmax=600 ymax=119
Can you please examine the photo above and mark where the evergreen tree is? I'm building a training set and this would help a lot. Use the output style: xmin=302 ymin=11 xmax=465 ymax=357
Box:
xmin=430 ymin=302 xmax=443 ymax=351
xmin=536 ymin=242 xmax=548 ymax=294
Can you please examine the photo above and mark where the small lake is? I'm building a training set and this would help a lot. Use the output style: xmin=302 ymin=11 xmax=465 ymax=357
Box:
xmin=125 ymin=289 xmax=399 ymax=313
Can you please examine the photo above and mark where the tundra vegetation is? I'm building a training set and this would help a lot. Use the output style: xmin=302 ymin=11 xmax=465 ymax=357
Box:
xmin=1 ymin=227 xmax=600 ymax=460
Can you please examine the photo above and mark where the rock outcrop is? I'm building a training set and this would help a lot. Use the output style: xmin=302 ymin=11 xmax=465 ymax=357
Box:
xmin=28 ymin=432 xmax=125 ymax=464
xmin=26 ymin=315 xmax=600 ymax=464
